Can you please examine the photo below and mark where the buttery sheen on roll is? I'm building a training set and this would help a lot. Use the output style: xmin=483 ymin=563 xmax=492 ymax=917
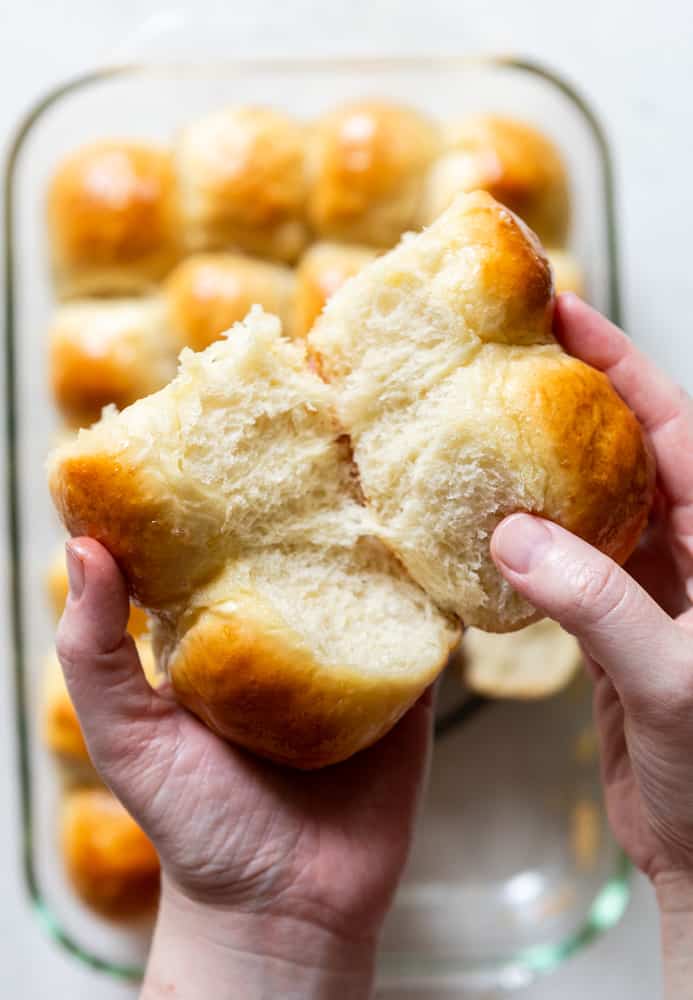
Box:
xmin=175 ymin=107 xmax=309 ymax=262
xmin=165 ymin=252 xmax=296 ymax=351
xmin=49 ymin=298 xmax=178 ymax=427
xmin=307 ymin=100 xmax=441 ymax=247
xmin=293 ymin=242 xmax=377 ymax=338
xmin=419 ymin=115 xmax=571 ymax=246
xmin=48 ymin=309 xmax=459 ymax=768
xmin=309 ymin=191 xmax=654 ymax=631
xmin=47 ymin=141 xmax=180 ymax=298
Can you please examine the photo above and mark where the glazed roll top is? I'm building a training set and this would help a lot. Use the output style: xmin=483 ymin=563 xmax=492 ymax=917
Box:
xmin=175 ymin=106 xmax=309 ymax=262
xmin=47 ymin=141 xmax=180 ymax=298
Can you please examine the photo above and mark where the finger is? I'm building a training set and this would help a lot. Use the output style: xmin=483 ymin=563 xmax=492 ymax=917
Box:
xmin=554 ymin=294 xmax=693 ymax=516
xmin=491 ymin=514 xmax=690 ymax=713
xmin=56 ymin=538 xmax=178 ymax=777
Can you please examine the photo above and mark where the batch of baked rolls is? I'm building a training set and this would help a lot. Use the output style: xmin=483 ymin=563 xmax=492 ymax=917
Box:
xmin=41 ymin=100 xmax=651 ymax=921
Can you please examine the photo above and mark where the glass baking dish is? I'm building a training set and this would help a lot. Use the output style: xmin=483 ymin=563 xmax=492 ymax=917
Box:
xmin=4 ymin=54 xmax=627 ymax=991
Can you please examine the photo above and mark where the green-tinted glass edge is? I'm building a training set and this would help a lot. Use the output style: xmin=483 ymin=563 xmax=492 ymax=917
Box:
xmin=3 ymin=53 xmax=625 ymax=985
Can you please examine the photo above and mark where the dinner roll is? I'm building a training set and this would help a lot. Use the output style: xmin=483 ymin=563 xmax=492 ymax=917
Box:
xmin=46 ymin=543 xmax=149 ymax=635
xmin=307 ymin=100 xmax=441 ymax=248
xmin=165 ymin=253 xmax=296 ymax=351
xmin=43 ymin=640 xmax=158 ymax=766
xmin=49 ymin=298 xmax=178 ymax=428
xmin=462 ymin=619 xmax=582 ymax=699
xmin=293 ymin=242 xmax=377 ymax=338
xmin=309 ymin=191 xmax=654 ymax=631
xmin=548 ymin=248 xmax=586 ymax=297
xmin=61 ymin=787 xmax=159 ymax=918
xmin=49 ymin=308 xmax=459 ymax=768
xmin=419 ymin=115 xmax=571 ymax=246
xmin=47 ymin=141 xmax=179 ymax=298
xmin=175 ymin=106 xmax=309 ymax=262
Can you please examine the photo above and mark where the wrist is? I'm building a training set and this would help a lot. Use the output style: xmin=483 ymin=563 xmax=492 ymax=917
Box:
xmin=141 ymin=878 xmax=377 ymax=1000
xmin=653 ymin=871 xmax=693 ymax=1000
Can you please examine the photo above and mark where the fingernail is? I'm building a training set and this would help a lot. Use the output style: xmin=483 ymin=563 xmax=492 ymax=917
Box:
xmin=65 ymin=541 xmax=85 ymax=600
xmin=493 ymin=514 xmax=553 ymax=574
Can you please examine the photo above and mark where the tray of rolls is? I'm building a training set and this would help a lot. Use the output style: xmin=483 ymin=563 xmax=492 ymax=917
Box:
xmin=5 ymin=55 xmax=626 ymax=987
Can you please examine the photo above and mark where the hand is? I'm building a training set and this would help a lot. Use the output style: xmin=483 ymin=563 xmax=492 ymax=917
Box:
xmin=491 ymin=294 xmax=693 ymax=997
xmin=56 ymin=540 xmax=435 ymax=999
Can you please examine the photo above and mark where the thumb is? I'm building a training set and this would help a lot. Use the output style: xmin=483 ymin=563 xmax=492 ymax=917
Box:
xmin=491 ymin=514 xmax=690 ymax=715
xmin=56 ymin=538 xmax=178 ymax=783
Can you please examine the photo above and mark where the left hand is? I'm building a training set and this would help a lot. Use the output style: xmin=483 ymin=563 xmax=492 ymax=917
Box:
xmin=57 ymin=538 xmax=435 ymax=999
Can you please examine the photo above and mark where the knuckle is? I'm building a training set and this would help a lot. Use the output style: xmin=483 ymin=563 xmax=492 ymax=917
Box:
xmin=55 ymin=625 xmax=81 ymax=671
xmin=569 ymin=560 xmax=627 ymax=625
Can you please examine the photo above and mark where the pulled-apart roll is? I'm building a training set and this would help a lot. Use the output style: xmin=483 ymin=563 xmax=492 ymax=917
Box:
xmin=48 ymin=191 xmax=652 ymax=762
xmin=309 ymin=191 xmax=654 ymax=631
xmin=49 ymin=309 xmax=459 ymax=768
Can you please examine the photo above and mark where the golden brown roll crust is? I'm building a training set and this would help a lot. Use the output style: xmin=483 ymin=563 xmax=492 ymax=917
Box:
xmin=420 ymin=115 xmax=571 ymax=246
xmin=47 ymin=142 xmax=180 ymax=298
xmin=50 ymin=453 xmax=209 ymax=610
xmin=521 ymin=353 xmax=654 ymax=565
xmin=162 ymin=590 xmax=438 ymax=769
xmin=175 ymin=107 xmax=309 ymax=262
xmin=293 ymin=242 xmax=377 ymax=339
xmin=165 ymin=253 xmax=296 ymax=350
xmin=61 ymin=787 xmax=159 ymax=918
xmin=49 ymin=298 xmax=178 ymax=427
xmin=307 ymin=100 xmax=441 ymax=247
xmin=309 ymin=191 xmax=654 ymax=630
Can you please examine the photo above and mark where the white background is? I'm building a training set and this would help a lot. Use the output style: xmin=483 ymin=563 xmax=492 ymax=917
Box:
xmin=2 ymin=0 xmax=690 ymax=995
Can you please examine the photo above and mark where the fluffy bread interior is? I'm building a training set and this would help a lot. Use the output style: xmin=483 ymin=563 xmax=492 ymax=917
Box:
xmin=50 ymin=308 xmax=458 ymax=767
xmin=309 ymin=191 xmax=654 ymax=631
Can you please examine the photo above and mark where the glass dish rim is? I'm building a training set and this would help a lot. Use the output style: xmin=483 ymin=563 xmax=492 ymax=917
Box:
xmin=3 ymin=52 xmax=627 ymax=985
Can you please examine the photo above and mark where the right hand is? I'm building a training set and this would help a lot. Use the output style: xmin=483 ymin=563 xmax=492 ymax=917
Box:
xmin=491 ymin=295 xmax=693 ymax=891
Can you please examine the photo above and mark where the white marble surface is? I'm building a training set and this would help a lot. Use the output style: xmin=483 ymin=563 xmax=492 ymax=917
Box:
xmin=3 ymin=0 xmax=690 ymax=995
